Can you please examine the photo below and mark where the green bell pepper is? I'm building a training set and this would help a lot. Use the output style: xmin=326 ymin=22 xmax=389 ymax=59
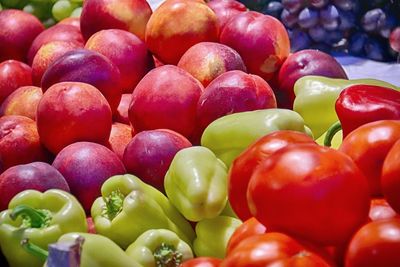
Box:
xmin=293 ymin=75 xmax=400 ymax=138
xmin=126 ymin=229 xmax=193 ymax=267
xmin=164 ymin=146 xmax=228 ymax=222
xmin=0 ymin=189 xmax=88 ymax=267
xmin=316 ymin=121 xmax=343 ymax=149
xmin=91 ymin=174 xmax=195 ymax=249
xmin=200 ymin=109 xmax=312 ymax=167
xmin=193 ymin=216 xmax=242 ymax=259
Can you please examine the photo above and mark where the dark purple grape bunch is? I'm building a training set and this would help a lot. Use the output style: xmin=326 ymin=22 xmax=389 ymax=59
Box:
xmin=280 ymin=0 xmax=359 ymax=53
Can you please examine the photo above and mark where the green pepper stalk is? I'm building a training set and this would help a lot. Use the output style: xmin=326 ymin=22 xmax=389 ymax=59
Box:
xmin=21 ymin=239 xmax=49 ymax=262
xmin=126 ymin=229 xmax=193 ymax=267
xmin=0 ymin=189 xmax=88 ymax=267
xmin=324 ymin=121 xmax=342 ymax=147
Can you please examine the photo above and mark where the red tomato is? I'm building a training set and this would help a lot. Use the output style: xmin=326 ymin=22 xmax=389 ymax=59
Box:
xmin=345 ymin=218 xmax=400 ymax=267
xmin=221 ymin=232 xmax=333 ymax=267
xmin=369 ymin=198 xmax=399 ymax=221
xmin=339 ymin=120 xmax=400 ymax=196
xmin=247 ymin=144 xmax=370 ymax=246
xmin=180 ymin=257 xmax=222 ymax=267
xmin=226 ymin=217 xmax=267 ymax=254
xmin=382 ymin=139 xmax=400 ymax=214
xmin=228 ymin=130 xmax=315 ymax=220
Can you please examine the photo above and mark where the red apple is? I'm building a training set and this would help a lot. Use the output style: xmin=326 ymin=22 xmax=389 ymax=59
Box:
xmin=36 ymin=82 xmax=112 ymax=154
xmin=128 ymin=65 xmax=204 ymax=141
xmin=27 ymin=24 xmax=84 ymax=65
xmin=145 ymin=0 xmax=219 ymax=64
xmin=123 ymin=129 xmax=191 ymax=192
xmin=207 ymin=0 xmax=247 ymax=34
xmin=32 ymin=41 xmax=82 ymax=86
xmin=80 ymin=0 xmax=152 ymax=41
xmin=0 ymin=9 xmax=44 ymax=62
xmin=177 ymin=42 xmax=246 ymax=87
xmin=220 ymin=11 xmax=290 ymax=81
xmin=197 ymin=70 xmax=277 ymax=134
xmin=277 ymin=49 xmax=348 ymax=109
xmin=85 ymin=29 xmax=154 ymax=93
xmin=108 ymin=122 xmax=133 ymax=160
xmin=0 ymin=115 xmax=48 ymax=170
xmin=52 ymin=141 xmax=126 ymax=213
xmin=0 ymin=86 xmax=43 ymax=120
xmin=115 ymin=94 xmax=131 ymax=125
xmin=41 ymin=49 xmax=122 ymax=114
xmin=0 ymin=162 xmax=70 ymax=210
xmin=0 ymin=60 xmax=32 ymax=104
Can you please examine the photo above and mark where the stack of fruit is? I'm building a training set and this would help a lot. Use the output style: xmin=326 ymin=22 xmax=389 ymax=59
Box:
xmin=0 ymin=0 xmax=400 ymax=266
xmin=239 ymin=0 xmax=400 ymax=61
xmin=0 ymin=0 xmax=83 ymax=27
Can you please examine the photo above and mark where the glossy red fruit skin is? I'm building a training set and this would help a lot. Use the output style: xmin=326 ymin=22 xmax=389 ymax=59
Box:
xmin=0 ymin=60 xmax=32 ymax=105
xmin=0 ymin=86 xmax=43 ymax=120
xmin=207 ymin=0 xmax=247 ymax=34
xmin=345 ymin=218 xmax=400 ymax=267
xmin=389 ymin=27 xmax=400 ymax=52
xmin=0 ymin=162 xmax=70 ymax=211
xmin=52 ymin=142 xmax=126 ymax=213
xmin=0 ymin=9 xmax=44 ymax=62
xmin=248 ymin=144 xmax=370 ymax=246
xmin=382 ymin=139 xmax=400 ymax=214
xmin=229 ymin=131 xmax=315 ymax=221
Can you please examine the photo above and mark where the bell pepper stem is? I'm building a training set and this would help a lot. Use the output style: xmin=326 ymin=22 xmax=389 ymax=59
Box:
xmin=324 ymin=121 xmax=342 ymax=147
xmin=154 ymin=243 xmax=183 ymax=267
xmin=103 ymin=190 xmax=125 ymax=221
xmin=21 ymin=238 xmax=49 ymax=262
xmin=10 ymin=205 xmax=52 ymax=228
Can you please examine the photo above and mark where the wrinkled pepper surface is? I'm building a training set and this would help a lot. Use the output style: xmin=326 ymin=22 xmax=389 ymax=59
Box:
xmin=51 ymin=233 xmax=140 ymax=267
xmin=0 ymin=189 xmax=88 ymax=267
xmin=336 ymin=84 xmax=400 ymax=137
xmin=91 ymin=174 xmax=195 ymax=249
xmin=293 ymin=75 xmax=399 ymax=138
xmin=193 ymin=216 xmax=242 ymax=259
xmin=201 ymin=109 xmax=312 ymax=167
xmin=126 ymin=229 xmax=193 ymax=267
xmin=164 ymin=146 xmax=228 ymax=222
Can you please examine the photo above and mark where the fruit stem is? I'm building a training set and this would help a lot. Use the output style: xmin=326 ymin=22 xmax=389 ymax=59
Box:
xmin=103 ymin=190 xmax=125 ymax=221
xmin=21 ymin=238 xmax=49 ymax=262
xmin=324 ymin=121 xmax=342 ymax=147
xmin=10 ymin=205 xmax=52 ymax=228
xmin=154 ymin=243 xmax=183 ymax=267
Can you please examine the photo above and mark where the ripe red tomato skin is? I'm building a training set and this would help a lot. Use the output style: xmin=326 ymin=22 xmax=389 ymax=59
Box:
xmin=221 ymin=232 xmax=334 ymax=267
xmin=247 ymin=144 xmax=370 ymax=246
xmin=381 ymin=139 xmax=400 ymax=214
xmin=345 ymin=218 xmax=400 ymax=267
xmin=228 ymin=130 xmax=315 ymax=220
xmin=180 ymin=257 xmax=222 ymax=267
xmin=339 ymin=120 xmax=400 ymax=196
xmin=369 ymin=198 xmax=399 ymax=222
xmin=226 ymin=217 xmax=267 ymax=254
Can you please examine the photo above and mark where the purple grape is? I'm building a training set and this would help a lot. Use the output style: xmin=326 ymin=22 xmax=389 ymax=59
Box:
xmin=349 ymin=33 xmax=368 ymax=56
xmin=338 ymin=10 xmax=356 ymax=31
xmin=379 ymin=14 xmax=397 ymax=38
xmin=281 ymin=9 xmax=298 ymax=28
xmin=361 ymin=8 xmax=386 ymax=32
xmin=309 ymin=26 xmax=326 ymax=42
xmin=298 ymin=7 xmax=319 ymax=29
xmin=288 ymin=29 xmax=311 ymax=52
xmin=309 ymin=0 xmax=329 ymax=9
xmin=281 ymin=0 xmax=305 ymax=14
xmin=333 ymin=0 xmax=356 ymax=11
xmin=365 ymin=38 xmax=386 ymax=61
xmin=309 ymin=43 xmax=331 ymax=53
xmin=262 ymin=1 xmax=283 ymax=18
xmin=324 ymin=30 xmax=345 ymax=44
xmin=321 ymin=5 xmax=340 ymax=30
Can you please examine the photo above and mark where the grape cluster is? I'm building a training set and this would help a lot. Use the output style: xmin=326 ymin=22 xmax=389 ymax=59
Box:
xmin=0 ymin=0 xmax=83 ymax=27
xmin=239 ymin=0 xmax=400 ymax=62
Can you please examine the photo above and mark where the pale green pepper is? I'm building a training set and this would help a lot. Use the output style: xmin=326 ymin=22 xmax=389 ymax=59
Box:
xmin=125 ymin=229 xmax=193 ymax=267
xmin=164 ymin=146 xmax=228 ymax=222
xmin=91 ymin=174 xmax=195 ymax=249
xmin=293 ymin=75 xmax=399 ymax=138
xmin=200 ymin=109 xmax=312 ymax=167
xmin=193 ymin=216 xmax=242 ymax=259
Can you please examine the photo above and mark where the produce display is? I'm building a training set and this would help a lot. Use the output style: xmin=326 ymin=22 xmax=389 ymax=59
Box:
xmin=0 ymin=0 xmax=400 ymax=266
xmin=239 ymin=0 xmax=400 ymax=61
